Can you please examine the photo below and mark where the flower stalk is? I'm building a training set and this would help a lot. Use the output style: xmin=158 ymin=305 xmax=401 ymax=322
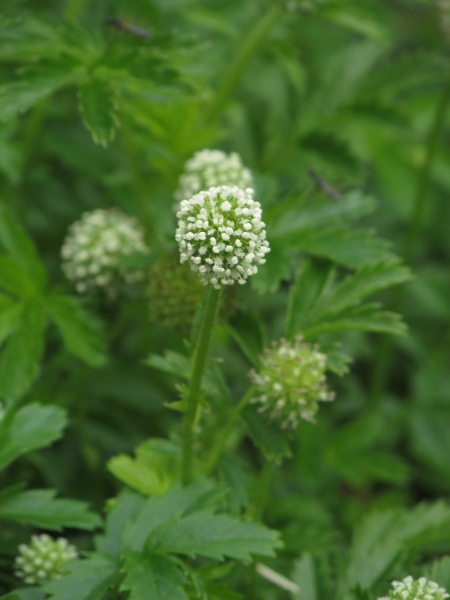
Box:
xmin=181 ymin=285 xmax=222 ymax=485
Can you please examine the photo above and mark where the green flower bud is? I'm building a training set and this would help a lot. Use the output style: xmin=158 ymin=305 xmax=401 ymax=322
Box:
xmin=14 ymin=534 xmax=77 ymax=585
xmin=378 ymin=576 xmax=449 ymax=600
xmin=147 ymin=253 xmax=206 ymax=332
xmin=249 ymin=337 xmax=334 ymax=429
xmin=175 ymin=150 xmax=253 ymax=203
xmin=176 ymin=185 xmax=270 ymax=289
xmin=61 ymin=208 xmax=149 ymax=297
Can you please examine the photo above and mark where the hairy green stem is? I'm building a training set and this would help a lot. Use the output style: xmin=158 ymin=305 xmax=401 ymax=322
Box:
xmin=370 ymin=77 xmax=450 ymax=405
xmin=182 ymin=285 xmax=222 ymax=485
xmin=204 ymin=387 xmax=254 ymax=475
xmin=205 ymin=6 xmax=283 ymax=123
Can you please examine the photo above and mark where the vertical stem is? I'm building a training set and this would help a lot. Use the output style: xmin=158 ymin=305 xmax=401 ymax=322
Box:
xmin=182 ymin=285 xmax=222 ymax=485
xmin=370 ymin=77 xmax=450 ymax=406
xmin=205 ymin=7 xmax=283 ymax=123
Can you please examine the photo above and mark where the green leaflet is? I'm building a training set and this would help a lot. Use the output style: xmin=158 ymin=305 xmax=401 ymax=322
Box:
xmin=242 ymin=406 xmax=292 ymax=464
xmin=146 ymin=509 xmax=281 ymax=561
xmin=43 ymin=554 xmax=120 ymax=600
xmin=94 ymin=489 xmax=146 ymax=557
xmin=77 ymin=77 xmax=119 ymax=147
xmin=0 ymin=488 xmax=100 ymax=530
xmin=338 ymin=502 xmax=450 ymax=598
xmin=0 ymin=300 xmax=46 ymax=402
xmin=0 ymin=403 xmax=67 ymax=471
xmin=108 ymin=438 xmax=181 ymax=497
xmin=45 ymin=292 xmax=106 ymax=367
xmin=0 ymin=64 xmax=83 ymax=122
xmin=0 ymin=203 xmax=47 ymax=286
xmin=121 ymin=553 xmax=188 ymax=600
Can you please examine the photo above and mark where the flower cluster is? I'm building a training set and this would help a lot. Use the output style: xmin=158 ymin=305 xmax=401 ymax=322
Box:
xmin=61 ymin=208 xmax=149 ymax=296
xmin=175 ymin=186 xmax=270 ymax=289
xmin=175 ymin=150 xmax=253 ymax=203
xmin=249 ymin=337 xmax=334 ymax=429
xmin=14 ymin=534 xmax=78 ymax=585
xmin=378 ymin=577 xmax=449 ymax=600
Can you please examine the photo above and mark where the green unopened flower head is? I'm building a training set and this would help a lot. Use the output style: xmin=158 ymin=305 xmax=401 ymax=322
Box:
xmin=147 ymin=253 xmax=206 ymax=332
xmin=175 ymin=185 xmax=270 ymax=289
xmin=175 ymin=149 xmax=253 ymax=203
xmin=249 ymin=336 xmax=334 ymax=429
xmin=61 ymin=208 xmax=149 ymax=296
xmin=378 ymin=576 xmax=449 ymax=600
xmin=14 ymin=534 xmax=78 ymax=585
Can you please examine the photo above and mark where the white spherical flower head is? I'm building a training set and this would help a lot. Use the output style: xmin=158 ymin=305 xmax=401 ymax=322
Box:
xmin=175 ymin=186 xmax=270 ymax=289
xmin=175 ymin=150 xmax=254 ymax=203
xmin=249 ymin=336 xmax=334 ymax=430
xmin=14 ymin=534 xmax=78 ymax=586
xmin=61 ymin=208 xmax=149 ymax=297
xmin=378 ymin=576 xmax=449 ymax=600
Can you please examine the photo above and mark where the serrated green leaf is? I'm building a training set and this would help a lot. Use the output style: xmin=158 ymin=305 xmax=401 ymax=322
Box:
xmin=0 ymin=300 xmax=46 ymax=401
xmin=327 ymin=415 xmax=410 ymax=487
xmin=45 ymin=292 xmax=106 ymax=367
xmin=284 ymin=259 xmax=336 ymax=337
xmin=0 ymin=403 xmax=67 ymax=471
xmin=304 ymin=304 xmax=407 ymax=338
xmin=95 ymin=488 xmax=145 ymax=557
xmin=0 ymin=64 xmax=82 ymax=122
xmin=121 ymin=553 xmax=188 ymax=600
xmin=316 ymin=261 xmax=412 ymax=318
xmin=146 ymin=510 xmax=281 ymax=560
xmin=122 ymin=479 xmax=219 ymax=552
xmin=294 ymin=226 xmax=394 ymax=269
xmin=0 ymin=203 xmax=47 ymax=285
xmin=78 ymin=77 xmax=119 ymax=147
xmin=0 ymin=488 xmax=100 ymax=530
xmin=292 ymin=554 xmax=317 ymax=600
xmin=339 ymin=502 xmax=450 ymax=597
xmin=44 ymin=553 xmax=120 ymax=600
xmin=269 ymin=191 xmax=376 ymax=239
xmin=242 ymin=406 xmax=292 ymax=464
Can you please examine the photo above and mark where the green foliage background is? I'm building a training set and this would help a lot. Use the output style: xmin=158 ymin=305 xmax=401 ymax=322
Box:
xmin=0 ymin=0 xmax=450 ymax=598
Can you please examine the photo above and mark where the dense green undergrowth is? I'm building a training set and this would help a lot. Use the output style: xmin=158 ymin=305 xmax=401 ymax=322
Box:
xmin=0 ymin=0 xmax=450 ymax=598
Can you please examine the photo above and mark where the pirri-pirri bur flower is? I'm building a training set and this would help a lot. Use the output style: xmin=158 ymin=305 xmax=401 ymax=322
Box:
xmin=175 ymin=185 xmax=270 ymax=289
xmin=14 ymin=534 xmax=78 ymax=585
xmin=378 ymin=576 xmax=449 ymax=600
xmin=249 ymin=336 xmax=334 ymax=429
xmin=175 ymin=149 xmax=253 ymax=203
xmin=61 ymin=208 xmax=149 ymax=296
